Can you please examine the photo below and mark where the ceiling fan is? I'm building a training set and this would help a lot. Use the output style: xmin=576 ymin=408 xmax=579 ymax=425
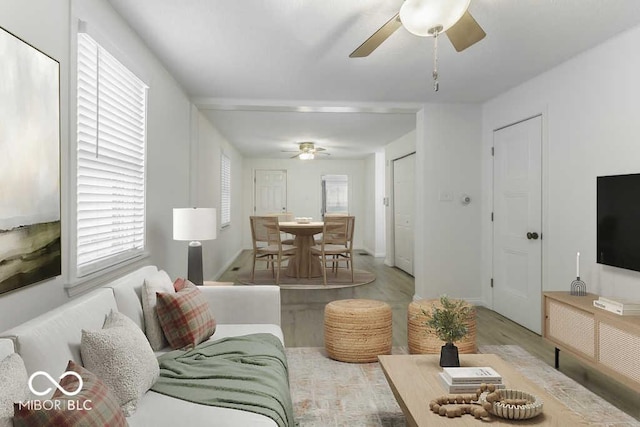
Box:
xmin=350 ymin=0 xmax=486 ymax=90
xmin=282 ymin=142 xmax=330 ymax=160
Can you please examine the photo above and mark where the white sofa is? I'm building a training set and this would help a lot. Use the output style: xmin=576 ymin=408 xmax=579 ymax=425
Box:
xmin=0 ymin=266 xmax=286 ymax=426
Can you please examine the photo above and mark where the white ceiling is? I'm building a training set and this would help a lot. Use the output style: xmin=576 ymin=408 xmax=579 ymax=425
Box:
xmin=107 ymin=0 xmax=640 ymax=159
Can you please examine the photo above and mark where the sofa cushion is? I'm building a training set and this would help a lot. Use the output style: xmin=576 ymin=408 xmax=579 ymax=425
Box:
xmin=0 ymin=289 xmax=117 ymax=397
xmin=108 ymin=265 xmax=159 ymax=331
xmin=126 ymin=390 xmax=277 ymax=427
xmin=81 ymin=311 xmax=159 ymax=416
xmin=13 ymin=360 xmax=127 ymax=427
xmin=0 ymin=353 xmax=29 ymax=427
xmin=156 ymin=286 xmax=216 ymax=350
xmin=142 ymin=270 xmax=175 ymax=350
xmin=0 ymin=340 xmax=14 ymax=361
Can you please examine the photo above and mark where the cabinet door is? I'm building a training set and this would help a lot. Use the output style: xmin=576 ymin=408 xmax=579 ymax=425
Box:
xmin=598 ymin=321 xmax=640 ymax=385
xmin=546 ymin=299 xmax=595 ymax=360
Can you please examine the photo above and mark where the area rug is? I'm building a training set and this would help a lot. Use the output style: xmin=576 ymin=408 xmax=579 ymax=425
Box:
xmin=285 ymin=346 xmax=640 ymax=427
xmin=237 ymin=268 xmax=375 ymax=289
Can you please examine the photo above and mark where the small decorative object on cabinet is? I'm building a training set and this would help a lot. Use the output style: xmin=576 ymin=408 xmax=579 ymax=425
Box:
xmin=570 ymin=252 xmax=587 ymax=296
xmin=423 ymin=295 xmax=473 ymax=367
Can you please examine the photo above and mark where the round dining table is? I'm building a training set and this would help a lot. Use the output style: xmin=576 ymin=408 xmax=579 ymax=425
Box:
xmin=278 ymin=221 xmax=324 ymax=278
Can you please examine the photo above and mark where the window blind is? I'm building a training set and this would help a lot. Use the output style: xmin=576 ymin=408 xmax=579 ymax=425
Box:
xmin=76 ymin=33 xmax=147 ymax=276
xmin=221 ymin=153 xmax=231 ymax=227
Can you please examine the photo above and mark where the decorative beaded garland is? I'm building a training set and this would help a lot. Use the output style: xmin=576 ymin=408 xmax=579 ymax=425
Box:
xmin=428 ymin=383 xmax=524 ymax=420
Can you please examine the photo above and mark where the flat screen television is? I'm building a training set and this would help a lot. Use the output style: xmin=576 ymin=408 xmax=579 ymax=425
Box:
xmin=597 ymin=173 xmax=640 ymax=272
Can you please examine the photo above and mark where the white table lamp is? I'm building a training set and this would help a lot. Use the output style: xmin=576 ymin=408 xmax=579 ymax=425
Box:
xmin=173 ymin=207 xmax=217 ymax=285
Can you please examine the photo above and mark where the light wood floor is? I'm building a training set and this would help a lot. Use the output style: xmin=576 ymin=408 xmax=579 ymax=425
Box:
xmin=219 ymin=251 xmax=640 ymax=420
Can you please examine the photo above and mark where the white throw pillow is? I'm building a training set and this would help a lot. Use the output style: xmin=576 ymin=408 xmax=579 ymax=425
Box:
xmin=0 ymin=353 xmax=29 ymax=427
xmin=142 ymin=270 xmax=175 ymax=350
xmin=81 ymin=310 xmax=159 ymax=417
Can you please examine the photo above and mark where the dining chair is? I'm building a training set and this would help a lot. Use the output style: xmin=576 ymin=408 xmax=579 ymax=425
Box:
xmin=309 ymin=216 xmax=355 ymax=285
xmin=266 ymin=212 xmax=295 ymax=244
xmin=250 ymin=216 xmax=297 ymax=284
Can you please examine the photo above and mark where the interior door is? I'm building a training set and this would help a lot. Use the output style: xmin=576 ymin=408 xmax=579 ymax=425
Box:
xmin=493 ymin=116 xmax=542 ymax=334
xmin=393 ymin=153 xmax=415 ymax=275
xmin=254 ymin=170 xmax=287 ymax=215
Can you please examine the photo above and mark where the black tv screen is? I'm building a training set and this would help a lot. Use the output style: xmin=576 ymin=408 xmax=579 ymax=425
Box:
xmin=597 ymin=173 xmax=640 ymax=272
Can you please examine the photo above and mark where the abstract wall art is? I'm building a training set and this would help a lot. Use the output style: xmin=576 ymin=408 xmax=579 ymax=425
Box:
xmin=0 ymin=26 xmax=61 ymax=295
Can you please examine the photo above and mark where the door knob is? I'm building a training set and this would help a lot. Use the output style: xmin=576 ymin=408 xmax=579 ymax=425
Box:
xmin=526 ymin=232 xmax=532 ymax=240
xmin=527 ymin=232 xmax=539 ymax=240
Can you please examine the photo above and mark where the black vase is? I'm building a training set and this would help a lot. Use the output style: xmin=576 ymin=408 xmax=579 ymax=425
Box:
xmin=440 ymin=342 xmax=460 ymax=367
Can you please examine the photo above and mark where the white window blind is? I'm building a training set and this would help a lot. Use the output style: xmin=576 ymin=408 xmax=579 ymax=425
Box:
xmin=221 ymin=153 xmax=231 ymax=227
xmin=76 ymin=33 xmax=147 ymax=276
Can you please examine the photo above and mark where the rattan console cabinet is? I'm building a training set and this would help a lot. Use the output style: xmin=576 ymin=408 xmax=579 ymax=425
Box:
xmin=543 ymin=291 xmax=640 ymax=393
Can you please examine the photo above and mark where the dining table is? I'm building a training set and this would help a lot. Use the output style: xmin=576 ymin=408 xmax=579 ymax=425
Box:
xmin=278 ymin=221 xmax=324 ymax=278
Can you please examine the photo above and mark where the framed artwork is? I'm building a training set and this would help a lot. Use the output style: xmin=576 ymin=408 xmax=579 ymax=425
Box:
xmin=0 ymin=26 xmax=61 ymax=295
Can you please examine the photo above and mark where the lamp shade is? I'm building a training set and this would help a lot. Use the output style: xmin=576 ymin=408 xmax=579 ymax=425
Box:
xmin=173 ymin=208 xmax=217 ymax=241
xmin=399 ymin=0 xmax=470 ymax=36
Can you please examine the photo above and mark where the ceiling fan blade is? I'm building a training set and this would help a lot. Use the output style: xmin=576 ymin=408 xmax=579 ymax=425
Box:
xmin=314 ymin=147 xmax=327 ymax=152
xmin=349 ymin=13 xmax=402 ymax=58
xmin=290 ymin=153 xmax=301 ymax=159
xmin=445 ymin=10 xmax=486 ymax=52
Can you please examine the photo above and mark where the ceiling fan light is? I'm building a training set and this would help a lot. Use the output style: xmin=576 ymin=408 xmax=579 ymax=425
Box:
xmin=299 ymin=152 xmax=314 ymax=160
xmin=399 ymin=0 xmax=470 ymax=36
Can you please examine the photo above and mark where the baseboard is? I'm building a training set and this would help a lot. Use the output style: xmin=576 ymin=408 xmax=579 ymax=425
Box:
xmin=360 ymin=246 xmax=386 ymax=258
xmin=412 ymin=294 xmax=486 ymax=307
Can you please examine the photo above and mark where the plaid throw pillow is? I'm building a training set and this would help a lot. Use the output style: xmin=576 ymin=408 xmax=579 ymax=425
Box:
xmin=156 ymin=286 xmax=216 ymax=350
xmin=13 ymin=360 xmax=127 ymax=427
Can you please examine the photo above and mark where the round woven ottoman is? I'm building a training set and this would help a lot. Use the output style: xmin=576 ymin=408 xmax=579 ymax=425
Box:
xmin=324 ymin=299 xmax=392 ymax=363
xmin=408 ymin=299 xmax=477 ymax=354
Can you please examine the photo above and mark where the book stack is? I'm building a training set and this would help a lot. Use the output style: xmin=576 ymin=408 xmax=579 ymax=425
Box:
xmin=593 ymin=296 xmax=640 ymax=316
xmin=438 ymin=366 xmax=504 ymax=394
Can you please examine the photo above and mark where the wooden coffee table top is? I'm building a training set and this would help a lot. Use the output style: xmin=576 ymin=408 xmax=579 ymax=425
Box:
xmin=378 ymin=354 xmax=587 ymax=426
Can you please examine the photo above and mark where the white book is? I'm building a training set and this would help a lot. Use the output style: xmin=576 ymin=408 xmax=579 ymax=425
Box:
xmin=593 ymin=299 xmax=640 ymax=316
xmin=598 ymin=296 xmax=640 ymax=310
xmin=442 ymin=366 xmax=502 ymax=384
xmin=437 ymin=372 xmax=505 ymax=393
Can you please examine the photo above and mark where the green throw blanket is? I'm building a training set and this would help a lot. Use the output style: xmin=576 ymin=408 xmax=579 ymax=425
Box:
xmin=151 ymin=333 xmax=295 ymax=427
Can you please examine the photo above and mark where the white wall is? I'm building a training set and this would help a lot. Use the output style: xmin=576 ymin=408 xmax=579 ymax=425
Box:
xmin=482 ymin=24 xmax=640 ymax=306
xmin=363 ymin=152 xmax=386 ymax=257
xmin=415 ymin=105 xmax=483 ymax=303
xmin=242 ymin=158 xmax=366 ymax=249
xmin=193 ymin=111 xmax=245 ymax=280
xmin=0 ymin=0 xmax=197 ymax=331
xmin=384 ymin=130 xmax=416 ymax=266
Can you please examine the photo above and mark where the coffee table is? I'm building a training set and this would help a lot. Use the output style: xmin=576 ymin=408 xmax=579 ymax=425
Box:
xmin=378 ymin=354 xmax=587 ymax=426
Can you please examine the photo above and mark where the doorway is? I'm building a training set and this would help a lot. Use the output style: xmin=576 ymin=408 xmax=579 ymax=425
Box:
xmin=254 ymin=169 xmax=287 ymax=215
xmin=393 ymin=153 xmax=415 ymax=275
xmin=492 ymin=115 xmax=542 ymax=334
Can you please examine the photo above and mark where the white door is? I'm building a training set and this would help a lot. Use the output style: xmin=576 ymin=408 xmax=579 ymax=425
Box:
xmin=493 ymin=116 xmax=542 ymax=334
xmin=394 ymin=154 xmax=415 ymax=275
xmin=254 ymin=170 xmax=287 ymax=215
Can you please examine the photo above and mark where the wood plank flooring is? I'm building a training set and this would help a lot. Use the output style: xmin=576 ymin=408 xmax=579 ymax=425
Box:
xmin=218 ymin=251 xmax=640 ymax=421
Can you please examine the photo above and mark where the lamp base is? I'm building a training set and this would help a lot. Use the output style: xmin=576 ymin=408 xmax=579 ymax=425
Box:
xmin=187 ymin=242 xmax=203 ymax=285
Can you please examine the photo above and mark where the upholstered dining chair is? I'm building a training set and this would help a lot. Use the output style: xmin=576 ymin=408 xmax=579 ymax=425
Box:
xmin=250 ymin=216 xmax=297 ymax=284
xmin=309 ymin=216 xmax=355 ymax=286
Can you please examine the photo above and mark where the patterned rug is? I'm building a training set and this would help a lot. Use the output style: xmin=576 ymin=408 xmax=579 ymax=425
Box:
xmin=285 ymin=346 xmax=640 ymax=427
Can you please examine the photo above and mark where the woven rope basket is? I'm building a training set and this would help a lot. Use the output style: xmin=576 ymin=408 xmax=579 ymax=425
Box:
xmin=324 ymin=299 xmax=392 ymax=363
xmin=408 ymin=299 xmax=477 ymax=354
